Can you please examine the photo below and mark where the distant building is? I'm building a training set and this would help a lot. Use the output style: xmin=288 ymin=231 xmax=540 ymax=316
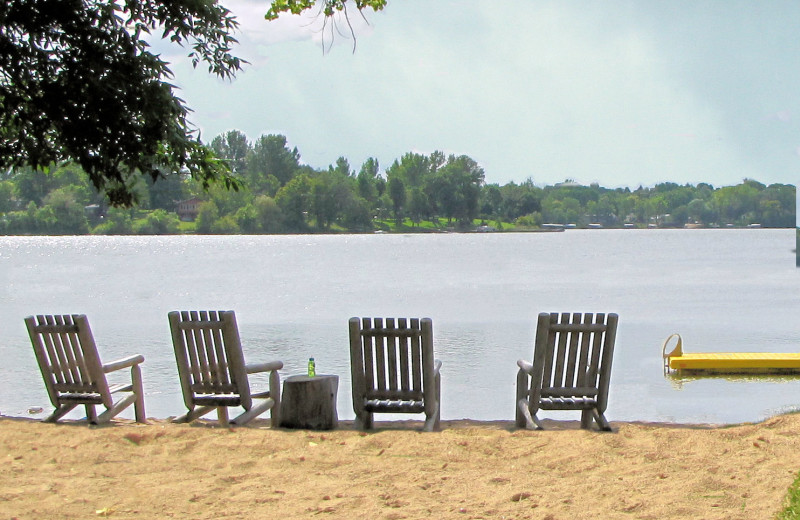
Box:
xmin=554 ymin=180 xmax=583 ymax=188
xmin=175 ymin=198 xmax=203 ymax=221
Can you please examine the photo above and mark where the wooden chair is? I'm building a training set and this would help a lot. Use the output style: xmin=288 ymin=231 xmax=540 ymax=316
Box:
xmin=25 ymin=314 xmax=146 ymax=424
xmin=348 ymin=317 xmax=441 ymax=431
xmin=516 ymin=312 xmax=618 ymax=431
xmin=168 ymin=310 xmax=283 ymax=426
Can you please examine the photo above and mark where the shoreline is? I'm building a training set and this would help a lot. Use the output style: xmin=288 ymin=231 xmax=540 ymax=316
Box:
xmin=2 ymin=413 xmax=799 ymax=519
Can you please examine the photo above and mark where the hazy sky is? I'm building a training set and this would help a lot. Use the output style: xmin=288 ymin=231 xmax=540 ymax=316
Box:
xmin=158 ymin=0 xmax=800 ymax=189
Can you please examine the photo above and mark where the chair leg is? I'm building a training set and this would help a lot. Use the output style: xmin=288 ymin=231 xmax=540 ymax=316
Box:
xmin=217 ymin=406 xmax=229 ymax=426
xmin=96 ymin=394 xmax=137 ymax=424
xmin=515 ymin=370 xmax=529 ymax=428
xmin=269 ymin=370 xmax=281 ymax=428
xmin=423 ymin=401 xmax=440 ymax=432
xmin=45 ymin=403 xmax=77 ymax=423
xmin=231 ymin=398 xmax=274 ymax=426
xmin=173 ymin=405 xmax=216 ymax=423
xmin=85 ymin=404 xmax=98 ymax=424
xmin=592 ymin=409 xmax=612 ymax=431
xmin=580 ymin=409 xmax=593 ymax=430
xmin=517 ymin=399 xmax=543 ymax=430
xmin=354 ymin=410 xmax=373 ymax=430
xmin=434 ymin=372 xmax=441 ymax=431
xmin=131 ymin=364 xmax=146 ymax=423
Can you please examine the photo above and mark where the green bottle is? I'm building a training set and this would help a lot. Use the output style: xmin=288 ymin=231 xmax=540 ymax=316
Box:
xmin=308 ymin=357 xmax=316 ymax=377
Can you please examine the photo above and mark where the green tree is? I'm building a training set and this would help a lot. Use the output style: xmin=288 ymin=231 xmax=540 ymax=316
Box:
xmin=210 ymin=130 xmax=250 ymax=176
xmin=408 ymin=187 xmax=429 ymax=226
xmin=387 ymin=152 xmax=430 ymax=190
xmin=211 ymin=215 xmax=240 ymax=234
xmin=195 ymin=201 xmax=220 ymax=234
xmin=480 ymin=184 xmax=503 ymax=219
xmin=687 ymin=198 xmax=713 ymax=224
xmin=330 ymin=157 xmax=353 ymax=177
xmin=234 ymin=204 xmax=259 ymax=233
xmin=205 ymin=179 xmax=252 ymax=218
xmin=275 ymin=174 xmax=312 ymax=232
xmin=499 ymin=180 xmax=542 ymax=221
xmin=133 ymin=209 xmax=180 ymax=235
xmin=428 ymin=155 xmax=484 ymax=226
xmin=247 ymin=134 xmax=301 ymax=194
xmin=357 ymin=157 xmax=380 ymax=205
xmin=0 ymin=0 xmax=242 ymax=205
xmin=311 ymin=172 xmax=338 ymax=230
xmin=387 ymin=176 xmax=406 ymax=225
xmin=146 ymin=172 xmax=187 ymax=211
xmin=713 ymin=183 xmax=759 ymax=224
xmin=41 ymin=188 xmax=89 ymax=234
xmin=253 ymin=194 xmax=284 ymax=233
xmin=12 ymin=166 xmax=60 ymax=206
xmin=3 ymin=202 xmax=34 ymax=232
xmin=0 ymin=180 xmax=16 ymax=213
xmin=92 ymin=207 xmax=134 ymax=235
xmin=759 ymin=184 xmax=795 ymax=227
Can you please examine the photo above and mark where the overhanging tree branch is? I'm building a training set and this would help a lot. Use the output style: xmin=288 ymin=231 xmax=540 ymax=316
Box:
xmin=0 ymin=0 xmax=244 ymax=206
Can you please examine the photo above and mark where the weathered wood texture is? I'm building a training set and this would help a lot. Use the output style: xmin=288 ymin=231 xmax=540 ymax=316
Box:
xmin=24 ymin=314 xmax=146 ymax=424
xmin=168 ymin=310 xmax=283 ymax=426
xmin=516 ymin=312 xmax=618 ymax=431
xmin=279 ymin=374 xmax=339 ymax=430
xmin=349 ymin=317 xmax=441 ymax=431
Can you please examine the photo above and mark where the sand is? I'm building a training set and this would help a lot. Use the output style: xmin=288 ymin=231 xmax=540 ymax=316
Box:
xmin=2 ymin=414 xmax=800 ymax=519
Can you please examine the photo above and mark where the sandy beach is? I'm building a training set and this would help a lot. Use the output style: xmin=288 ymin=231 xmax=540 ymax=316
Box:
xmin=2 ymin=414 xmax=800 ymax=519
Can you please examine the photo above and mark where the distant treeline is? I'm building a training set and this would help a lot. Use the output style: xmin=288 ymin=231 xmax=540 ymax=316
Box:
xmin=0 ymin=130 xmax=795 ymax=235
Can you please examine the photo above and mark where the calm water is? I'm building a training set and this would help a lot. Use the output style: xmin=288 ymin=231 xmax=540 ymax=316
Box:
xmin=1 ymin=230 xmax=798 ymax=425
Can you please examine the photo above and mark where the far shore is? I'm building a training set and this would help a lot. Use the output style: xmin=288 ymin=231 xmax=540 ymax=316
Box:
xmin=2 ymin=413 xmax=799 ymax=519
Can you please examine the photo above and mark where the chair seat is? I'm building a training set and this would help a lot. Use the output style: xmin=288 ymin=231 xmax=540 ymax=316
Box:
xmin=365 ymin=399 xmax=425 ymax=413
xmin=56 ymin=393 xmax=105 ymax=404
xmin=539 ymin=396 xmax=599 ymax=410
xmin=56 ymin=383 xmax=135 ymax=404
xmin=192 ymin=394 xmax=243 ymax=407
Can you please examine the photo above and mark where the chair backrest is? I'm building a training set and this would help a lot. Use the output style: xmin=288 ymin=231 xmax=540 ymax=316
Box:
xmin=168 ymin=310 xmax=251 ymax=410
xmin=25 ymin=314 xmax=112 ymax=408
xmin=531 ymin=312 xmax=618 ymax=407
xmin=349 ymin=317 xmax=435 ymax=404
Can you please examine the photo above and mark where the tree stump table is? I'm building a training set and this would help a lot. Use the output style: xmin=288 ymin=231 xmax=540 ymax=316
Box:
xmin=279 ymin=374 xmax=339 ymax=430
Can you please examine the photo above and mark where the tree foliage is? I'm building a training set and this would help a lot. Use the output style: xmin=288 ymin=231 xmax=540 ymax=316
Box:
xmin=0 ymin=0 xmax=244 ymax=206
xmin=0 ymin=133 xmax=795 ymax=236
xmin=265 ymin=0 xmax=387 ymax=20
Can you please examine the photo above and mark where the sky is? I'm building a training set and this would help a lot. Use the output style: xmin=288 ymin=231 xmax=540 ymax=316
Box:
xmin=156 ymin=0 xmax=800 ymax=189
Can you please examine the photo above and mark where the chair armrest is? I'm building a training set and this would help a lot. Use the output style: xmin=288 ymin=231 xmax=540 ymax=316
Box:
xmin=517 ymin=359 xmax=533 ymax=374
xmin=433 ymin=359 xmax=442 ymax=374
xmin=103 ymin=354 xmax=145 ymax=373
xmin=246 ymin=360 xmax=284 ymax=374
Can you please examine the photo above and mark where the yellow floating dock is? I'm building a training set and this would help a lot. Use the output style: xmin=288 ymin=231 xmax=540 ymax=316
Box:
xmin=662 ymin=334 xmax=800 ymax=375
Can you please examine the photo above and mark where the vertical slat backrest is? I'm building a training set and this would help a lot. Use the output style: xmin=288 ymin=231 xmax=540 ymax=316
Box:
xmin=595 ymin=313 xmax=618 ymax=412
xmin=374 ymin=318 xmax=388 ymax=391
xmin=532 ymin=312 xmax=618 ymax=397
xmin=169 ymin=310 xmax=251 ymax=409
xmin=25 ymin=314 xmax=111 ymax=407
xmin=348 ymin=317 xmax=367 ymax=411
xmin=349 ymin=317 xmax=428 ymax=401
xmin=419 ymin=318 xmax=436 ymax=416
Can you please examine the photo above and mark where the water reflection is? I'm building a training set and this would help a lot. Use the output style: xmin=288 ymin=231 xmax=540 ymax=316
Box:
xmin=666 ymin=372 xmax=800 ymax=390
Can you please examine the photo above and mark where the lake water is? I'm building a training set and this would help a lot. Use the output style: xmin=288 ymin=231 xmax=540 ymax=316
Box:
xmin=1 ymin=230 xmax=798 ymax=425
